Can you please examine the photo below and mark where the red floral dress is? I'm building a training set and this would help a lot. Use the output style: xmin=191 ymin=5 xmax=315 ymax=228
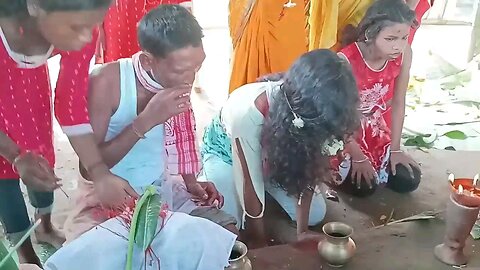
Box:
xmin=97 ymin=0 xmax=190 ymax=63
xmin=332 ymin=42 xmax=403 ymax=184
xmin=0 ymin=29 xmax=97 ymax=179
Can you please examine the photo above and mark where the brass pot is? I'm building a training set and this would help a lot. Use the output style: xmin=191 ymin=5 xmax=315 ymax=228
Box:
xmin=225 ymin=241 xmax=252 ymax=270
xmin=318 ymin=222 xmax=356 ymax=267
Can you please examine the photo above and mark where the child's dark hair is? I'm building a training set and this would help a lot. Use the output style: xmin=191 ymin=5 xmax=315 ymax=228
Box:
xmin=261 ymin=49 xmax=360 ymax=198
xmin=0 ymin=0 xmax=111 ymax=17
xmin=343 ymin=0 xmax=417 ymax=46
xmin=138 ymin=4 xmax=203 ymax=58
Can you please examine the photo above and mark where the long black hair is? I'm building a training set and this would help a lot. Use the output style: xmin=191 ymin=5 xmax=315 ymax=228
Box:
xmin=0 ymin=0 xmax=111 ymax=17
xmin=343 ymin=0 xmax=417 ymax=46
xmin=261 ymin=49 xmax=360 ymax=197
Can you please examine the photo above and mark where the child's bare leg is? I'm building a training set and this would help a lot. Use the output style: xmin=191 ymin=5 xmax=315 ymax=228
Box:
xmin=0 ymin=180 xmax=41 ymax=266
xmin=28 ymin=189 xmax=65 ymax=249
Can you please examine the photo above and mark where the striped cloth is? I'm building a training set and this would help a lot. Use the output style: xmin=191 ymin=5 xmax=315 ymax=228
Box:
xmin=165 ymin=107 xmax=201 ymax=175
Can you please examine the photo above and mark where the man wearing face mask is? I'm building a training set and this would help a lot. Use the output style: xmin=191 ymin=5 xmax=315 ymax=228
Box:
xmin=64 ymin=4 xmax=238 ymax=242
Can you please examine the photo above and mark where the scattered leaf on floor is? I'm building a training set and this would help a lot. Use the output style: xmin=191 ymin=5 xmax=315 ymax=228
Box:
xmin=442 ymin=130 xmax=468 ymax=140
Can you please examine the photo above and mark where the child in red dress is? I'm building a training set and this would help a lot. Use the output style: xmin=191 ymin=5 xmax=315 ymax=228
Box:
xmin=332 ymin=0 xmax=422 ymax=197
xmin=0 ymin=0 xmax=136 ymax=266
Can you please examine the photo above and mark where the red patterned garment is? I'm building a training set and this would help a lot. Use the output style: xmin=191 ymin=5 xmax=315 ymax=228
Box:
xmin=97 ymin=0 xmax=191 ymax=64
xmin=333 ymin=42 xmax=403 ymax=184
xmin=409 ymin=0 xmax=432 ymax=44
xmin=0 ymin=30 xmax=97 ymax=179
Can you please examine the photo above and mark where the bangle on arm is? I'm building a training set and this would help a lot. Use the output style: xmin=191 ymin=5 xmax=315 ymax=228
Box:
xmin=352 ymin=157 xmax=369 ymax=163
xmin=390 ymin=149 xmax=403 ymax=153
xmin=131 ymin=122 xmax=146 ymax=139
xmin=11 ymin=150 xmax=30 ymax=174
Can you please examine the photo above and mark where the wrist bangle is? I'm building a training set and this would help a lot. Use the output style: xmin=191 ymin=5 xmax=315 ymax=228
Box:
xmin=352 ymin=157 xmax=369 ymax=163
xmin=132 ymin=121 xmax=146 ymax=139
xmin=390 ymin=150 xmax=403 ymax=153
xmin=11 ymin=150 xmax=30 ymax=174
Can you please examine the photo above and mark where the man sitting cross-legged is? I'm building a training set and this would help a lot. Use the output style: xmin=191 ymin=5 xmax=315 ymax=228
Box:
xmin=64 ymin=4 xmax=238 ymax=242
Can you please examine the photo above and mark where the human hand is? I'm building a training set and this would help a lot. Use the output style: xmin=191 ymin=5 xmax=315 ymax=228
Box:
xmin=14 ymin=151 xmax=61 ymax=192
xmin=90 ymin=165 xmax=138 ymax=209
xmin=351 ymin=157 xmax=376 ymax=189
xmin=256 ymin=72 xmax=285 ymax=82
xmin=137 ymin=85 xmax=192 ymax=131
xmin=188 ymin=181 xmax=224 ymax=208
xmin=389 ymin=151 xmax=420 ymax=178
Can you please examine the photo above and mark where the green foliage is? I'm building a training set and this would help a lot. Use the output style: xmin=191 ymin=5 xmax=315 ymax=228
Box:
xmin=125 ymin=186 xmax=162 ymax=270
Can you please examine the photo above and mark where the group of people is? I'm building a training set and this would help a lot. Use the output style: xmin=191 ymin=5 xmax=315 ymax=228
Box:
xmin=0 ymin=0 xmax=429 ymax=269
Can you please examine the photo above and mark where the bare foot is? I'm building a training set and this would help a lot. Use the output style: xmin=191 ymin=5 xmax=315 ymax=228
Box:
xmin=35 ymin=226 xmax=65 ymax=249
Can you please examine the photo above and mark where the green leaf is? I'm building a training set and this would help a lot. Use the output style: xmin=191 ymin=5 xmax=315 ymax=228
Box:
xmin=126 ymin=186 xmax=160 ymax=270
xmin=0 ymin=242 xmax=17 ymax=270
xmin=134 ymin=193 xmax=162 ymax=250
xmin=442 ymin=130 xmax=467 ymax=140
xmin=403 ymin=135 xmax=434 ymax=149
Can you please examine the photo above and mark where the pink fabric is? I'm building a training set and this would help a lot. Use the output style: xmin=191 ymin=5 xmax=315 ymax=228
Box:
xmin=165 ymin=108 xmax=201 ymax=175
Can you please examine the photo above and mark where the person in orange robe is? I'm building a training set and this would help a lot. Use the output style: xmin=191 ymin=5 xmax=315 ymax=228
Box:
xmin=228 ymin=0 xmax=309 ymax=93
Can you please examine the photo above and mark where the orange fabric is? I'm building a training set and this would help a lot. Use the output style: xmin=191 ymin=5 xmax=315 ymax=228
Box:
xmin=228 ymin=0 xmax=309 ymax=93
xmin=308 ymin=0 xmax=374 ymax=52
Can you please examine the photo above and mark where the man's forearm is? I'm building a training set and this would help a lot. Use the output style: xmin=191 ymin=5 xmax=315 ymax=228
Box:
xmin=68 ymin=133 xmax=110 ymax=179
xmin=95 ymin=123 xmax=143 ymax=169
xmin=0 ymin=131 xmax=20 ymax=163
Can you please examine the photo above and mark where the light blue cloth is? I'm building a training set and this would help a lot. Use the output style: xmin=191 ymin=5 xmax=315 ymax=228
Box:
xmin=199 ymin=153 xmax=326 ymax=229
xmin=105 ymin=58 xmax=166 ymax=188
xmin=45 ymin=212 xmax=237 ymax=270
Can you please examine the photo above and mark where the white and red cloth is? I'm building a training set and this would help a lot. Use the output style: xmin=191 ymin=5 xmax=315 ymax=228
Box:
xmin=0 ymin=28 xmax=97 ymax=179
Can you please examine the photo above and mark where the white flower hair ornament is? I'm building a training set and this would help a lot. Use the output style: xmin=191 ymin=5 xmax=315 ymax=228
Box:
xmin=283 ymin=89 xmax=305 ymax=129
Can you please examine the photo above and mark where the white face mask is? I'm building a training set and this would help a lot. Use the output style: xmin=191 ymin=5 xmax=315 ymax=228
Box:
xmin=10 ymin=49 xmax=53 ymax=69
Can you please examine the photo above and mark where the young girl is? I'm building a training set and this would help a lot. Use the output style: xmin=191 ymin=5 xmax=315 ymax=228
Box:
xmin=201 ymin=49 xmax=359 ymax=247
xmin=0 ymin=0 xmax=136 ymax=266
xmin=332 ymin=0 xmax=422 ymax=197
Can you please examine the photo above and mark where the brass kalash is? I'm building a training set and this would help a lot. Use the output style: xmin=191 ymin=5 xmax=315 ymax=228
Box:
xmin=434 ymin=173 xmax=480 ymax=266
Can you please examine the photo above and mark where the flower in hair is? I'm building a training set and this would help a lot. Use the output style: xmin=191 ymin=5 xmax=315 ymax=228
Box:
xmin=323 ymin=139 xmax=344 ymax=156
xmin=292 ymin=114 xmax=305 ymax=128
